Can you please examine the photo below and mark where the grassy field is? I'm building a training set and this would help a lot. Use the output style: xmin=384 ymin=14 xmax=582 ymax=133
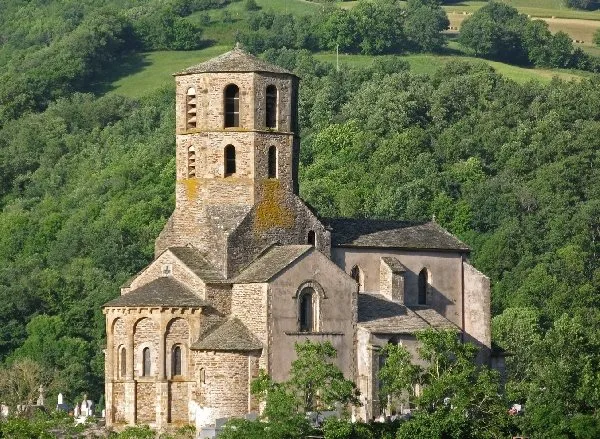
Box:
xmin=103 ymin=46 xmax=229 ymax=98
xmin=315 ymin=52 xmax=585 ymax=83
xmin=102 ymin=46 xmax=584 ymax=100
xmin=342 ymin=0 xmax=600 ymax=20
xmin=447 ymin=13 xmax=600 ymax=45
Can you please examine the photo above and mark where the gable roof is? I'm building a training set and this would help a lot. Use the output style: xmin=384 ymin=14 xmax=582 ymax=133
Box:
xmin=191 ymin=318 xmax=263 ymax=351
xmin=169 ymin=246 xmax=226 ymax=283
xmin=103 ymin=277 xmax=208 ymax=308
xmin=326 ymin=218 xmax=470 ymax=252
xmin=357 ymin=293 xmax=456 ymax=333
xmin=175 ymin=45 xmax=296 ymax=76
xmin=234 ymin=245 xmax=313 ymax=283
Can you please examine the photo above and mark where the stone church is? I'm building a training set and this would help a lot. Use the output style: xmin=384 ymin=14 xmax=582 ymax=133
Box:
xmin=102 ymin=46 xmax=491 ymax=430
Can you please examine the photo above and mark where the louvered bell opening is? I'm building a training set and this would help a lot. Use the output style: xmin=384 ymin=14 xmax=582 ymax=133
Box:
xmin=187 ymin=98 xmax=197 ymax=105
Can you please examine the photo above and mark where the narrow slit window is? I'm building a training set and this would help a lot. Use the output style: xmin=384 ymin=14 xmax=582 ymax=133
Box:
xmin=418 ymin=268 xmax=428 ymax=305
xmin=186 ymin=87 xmax=197 ymax=130
xmin=225 ymin=144 xmax=236 ymax=176
xmin=119 ymin=347 xmax=126 ymax=379
xmin=224 ymin=84 xmax=240 ymax=128
xmin=142 ymin=347 xmax=151 ymax=377
xmin=268 ymin=145 xmax=277 ymax=178
xmin=172 ymin=346 xmax=182 ymax=376
xmin=266 ymin=85 xmax=277 ymax=128
xmin=188 ymin=145 xmax=196 ymax=177
xmin=299 ymin=289 xmax=314 ymax=332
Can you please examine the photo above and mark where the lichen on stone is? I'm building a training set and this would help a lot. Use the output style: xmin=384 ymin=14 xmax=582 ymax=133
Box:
xmin=254 ymin=179 xmax=294 ymax=231
xmin=181 ymin=178 xmax=200 ymax=200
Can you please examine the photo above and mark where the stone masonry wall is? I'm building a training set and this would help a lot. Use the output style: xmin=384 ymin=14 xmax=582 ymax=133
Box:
xmin=112 ymin=382 xmax=126 ymax=423
xmin=191 ymin=351 xmax=254 ymax=423
xmin=379 ymin=260 xmax=405 ymax=303
xmin=231 ymin=283 xmax=268 ymax=369
xmin=136 ymin=383 xmax=156 ymax=423
xmin=463 ymin=262 xmax=491 ymax=361
xmin=169 ymin=382 xmax=189 ymax=424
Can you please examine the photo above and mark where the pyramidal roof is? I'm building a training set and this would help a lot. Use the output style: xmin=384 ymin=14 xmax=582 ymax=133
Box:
xmin=175 ymin=44 xmax=296 ymax=76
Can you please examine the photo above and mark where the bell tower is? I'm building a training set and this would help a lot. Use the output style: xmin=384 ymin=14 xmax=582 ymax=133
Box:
xmin=172 ymin=44 xmax=299 ymax=209
xmin=155 ymin=46 xmax=331 ymax=277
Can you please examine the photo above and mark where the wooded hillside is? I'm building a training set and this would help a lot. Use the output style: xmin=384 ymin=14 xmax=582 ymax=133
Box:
xmin=1 ymin=0 xmax=600 ymax=437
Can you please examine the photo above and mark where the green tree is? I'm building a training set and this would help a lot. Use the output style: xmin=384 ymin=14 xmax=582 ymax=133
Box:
xmin=405 ymin=0 xmax=449 ymax=52
xmin=289 ymin=341 xmax=360 ymax=412
xmin=393 ymin=330 xmax=511 ymax=439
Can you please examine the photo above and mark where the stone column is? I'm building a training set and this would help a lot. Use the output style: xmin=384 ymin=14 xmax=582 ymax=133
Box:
xmin=156 ymin=312 xmax=169 ymax=429
xmin=105 ymin=315 xmax=114 ymax=425
xmin=124 ymin=316 xmax=136 ymax=425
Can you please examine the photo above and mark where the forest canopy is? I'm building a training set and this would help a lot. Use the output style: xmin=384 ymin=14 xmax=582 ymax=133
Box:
xmin=1 ymin=0 xmax=600 ymax=437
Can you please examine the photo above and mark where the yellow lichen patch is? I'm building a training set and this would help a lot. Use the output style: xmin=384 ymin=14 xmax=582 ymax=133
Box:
xmin=180 ymin=178 xmax=200 ymax=200
xmin=255 ymin=179 xmax=295 ymax=231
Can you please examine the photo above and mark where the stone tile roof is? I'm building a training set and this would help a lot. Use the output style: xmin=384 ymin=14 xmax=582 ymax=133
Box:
xmin=326 ymin=218 xmax=470 ymax=252
xmin=104 ymin=277 xmax=208 ymax=308
xmin=169 ymin=246 xmax=226 ymax=283
xmin=191 ymin=318 xmax=263 ymax=351
xmin=175 ymin=45 xmax=296 ymax=76
xmin=357 ymin=293 xmax=456 ymax=333
xmin=234 ymin=245 xmax=312 ymax=283
xmin=381 ymin=256 xmax=407 ymax=273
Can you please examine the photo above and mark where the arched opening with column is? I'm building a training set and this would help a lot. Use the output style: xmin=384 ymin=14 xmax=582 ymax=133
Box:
xmin=295 ymin=281 xmax=326 ymax=333
xmin=133 ymin=317 xmax=159 ymax=424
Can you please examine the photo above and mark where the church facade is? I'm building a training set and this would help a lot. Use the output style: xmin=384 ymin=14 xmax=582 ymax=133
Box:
xmin=102 ymin=47 xmax=491 ymax=430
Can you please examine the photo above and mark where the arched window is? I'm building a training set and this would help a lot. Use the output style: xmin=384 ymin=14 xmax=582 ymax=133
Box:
xmin=119 ymin=347 xmax=126 ymax=379
xmin=307 ymin=230 xmax=316 ymax=246
xmin=172 ymin=346 xmax=182 ymax=376
xmin=188 ymin=145 xmax=196 ymax=178
xmin=268 ymin=145 xmax=277 ymax=178
xmin=418 ymin=268 xmax=428 ymax=305
xmin=142 ymin=347 xmax=151 ymax=377
xmin=299 ymin=288 xmax=315 ymax=332
xmin=266 ymin=85 xmax=277 ymax=128
xmin=225 ymin=144 xmax=236 ymax=176
xmin=186 ymin=87 xmax=197 ymax=130
xmin=224 ymin=84 xmax=240 ymax=128
xmin=350 ymin=265 xmax=365 ymax=292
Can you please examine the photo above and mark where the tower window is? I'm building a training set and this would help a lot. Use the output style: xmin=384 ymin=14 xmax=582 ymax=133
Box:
xmin=225 ymin=144 xmax=236 ymax=176
xmin=186 ymin=87 xmax=197 ymax=130
xmin=307 ymin=230 xmax=316 ymax=246
xmin=172 ymin=345 xmax=182 ymax=376
xmin=266 ymin=85 xmax=277 ymax=129
xmin=142 ymin=347 xmax=151 ymax=377
xmin=268 ymin=145 xmax=277 ymax=178
xmin=299 ymin=288 xmax=315 ymax=332
xmin=188 ymin=146 xmax=196 ymax=178
xmin=224 ymin=84 xmax=240 ymax=128
xmin=418 ymin=268 xmax=428 ymax=305
xmin=351 ymin=265 xmax=365 ymax=292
